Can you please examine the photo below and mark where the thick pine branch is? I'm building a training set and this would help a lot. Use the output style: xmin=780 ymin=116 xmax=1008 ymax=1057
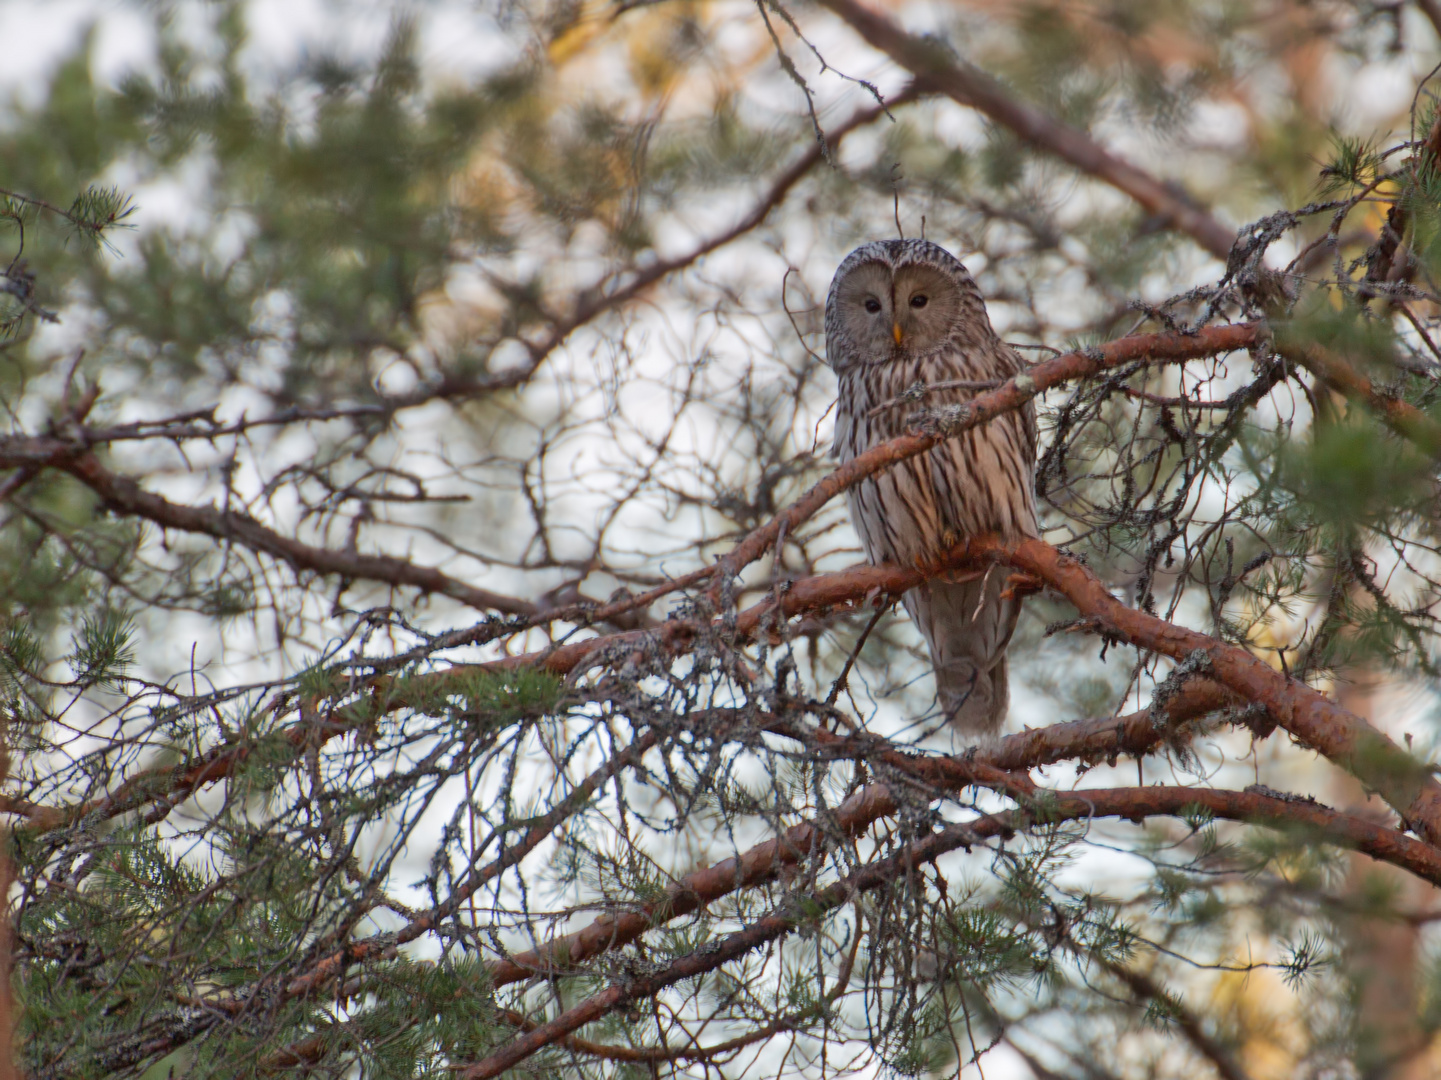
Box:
xmin=968 ymin=535 xmax=1441 ymax=845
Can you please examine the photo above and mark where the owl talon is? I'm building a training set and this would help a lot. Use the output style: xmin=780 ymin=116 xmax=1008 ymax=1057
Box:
xmin=998 ymin=572 xmax=1044 ymax=602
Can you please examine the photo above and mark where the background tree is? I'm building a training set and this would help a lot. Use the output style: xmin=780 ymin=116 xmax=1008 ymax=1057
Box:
xmin=7 ymin=1 xmax=1441 ymax=1077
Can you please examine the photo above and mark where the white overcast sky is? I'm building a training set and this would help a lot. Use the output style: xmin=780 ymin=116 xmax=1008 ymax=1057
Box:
xmin=0 ymin=1 xmax=511 ymax=103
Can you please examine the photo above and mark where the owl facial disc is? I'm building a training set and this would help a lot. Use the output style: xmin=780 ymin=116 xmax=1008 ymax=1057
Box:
xmin=823 ymin=239 xmax=989 ymax=371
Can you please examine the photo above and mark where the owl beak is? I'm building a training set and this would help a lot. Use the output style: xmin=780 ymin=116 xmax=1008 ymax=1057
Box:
xmin=892 ymin=323 xmax=903 ymax=345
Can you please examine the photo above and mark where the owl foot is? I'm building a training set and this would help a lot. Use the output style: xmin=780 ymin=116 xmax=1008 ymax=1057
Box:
xmin=998 ymin=572 xmax=1044 ymax=602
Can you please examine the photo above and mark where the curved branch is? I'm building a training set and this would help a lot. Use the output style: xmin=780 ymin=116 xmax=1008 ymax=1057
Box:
xmin=709 ymin=322 xmax=1261 ymax=586
xmin=1277 ymin=337 xmax=1441 ymax=455
xmin=60 ymin=450 xmax=539 ymax=616
xmin=460 ymin=816 xmax=989 ymax=1079
xmin=971 ymin=534 xmax=1441 ymax=846
xmin=476 ymin=680 xmax=1288 ymax=991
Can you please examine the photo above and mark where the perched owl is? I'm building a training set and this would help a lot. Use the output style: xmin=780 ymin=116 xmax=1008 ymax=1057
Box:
xmin=825 ymin=239 xmax=1038 ymax=733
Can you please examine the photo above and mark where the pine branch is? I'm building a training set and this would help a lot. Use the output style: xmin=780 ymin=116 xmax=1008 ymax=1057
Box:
xmin=60 ymin=450 xmax=540 ymax=615
xmin=458 ymin=817 xmax=992 ymax=1079
xmin=1276 ymin=337 xmax=1441 ymax=455
xmin=0 ymin=322 xmax=1263 ymax=681
xmin=710 ymin=322 xmax=1263 ymax=589
xmin=376 ymin=86 xmax=919 ymax=413
xmin=968 ymin=534 xmax=1441 ymax=847
xmin=458 ymin=783 xmax=1441 ymax=1078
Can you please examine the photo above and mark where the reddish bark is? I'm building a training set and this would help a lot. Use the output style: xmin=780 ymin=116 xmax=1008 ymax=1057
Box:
xmin=969 ymin=534 xmax=1441 ymax=846
xmin=479 ymin=674 xmax=1400 ymax=992
xmin=1277 ymin=338 xmax=1441 ymax=455
xmin=713 ymin=322 xmax=1261 ymax=584
xmin=461 ymin=783 xmax=1441 ymax=1078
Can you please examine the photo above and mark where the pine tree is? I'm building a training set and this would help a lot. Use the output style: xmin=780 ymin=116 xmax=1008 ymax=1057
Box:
xmin=7 ymin=1 xmax=1441 ymax=1077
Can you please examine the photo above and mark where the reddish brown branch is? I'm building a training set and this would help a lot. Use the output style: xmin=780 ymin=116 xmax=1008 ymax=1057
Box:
xmin=58 ymin=452 xmax=540 ymax=615
xmin=460 ymin=816 xmax=989 ymax=1079
xmin=0 ymin=322 xmax=1261 ymax=697
xmin=812 ymin=0 xmax=1236 ymax=259
xmin=234 ymin=675 xmax=1233 ymax=1007
xmin=0 ymin=555 xmax=1233 ymax=845
xmin=492 ymin=1002 xmax=820 ymax=1064
xmin=0 ymin=440 xmax=547 ymax=616
xmin=970 ymin=534 xmax=1441 ymax=846
xmin=1277 ymin=338 xmax=1441 ymax=456
xmin=979 ymin=677 xmax=1240 ymax=771
xmin=475 ymin=679 xmax=1327 ymax=992
xmin=712 ymin=322 xmax=1261 ymax=590
xmin=461 ymin=783 xmax=1441 ymax=1078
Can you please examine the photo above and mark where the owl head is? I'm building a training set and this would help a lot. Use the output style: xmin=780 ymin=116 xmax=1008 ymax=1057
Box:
xmin=823 ymin=239 xmax=993 ymax=372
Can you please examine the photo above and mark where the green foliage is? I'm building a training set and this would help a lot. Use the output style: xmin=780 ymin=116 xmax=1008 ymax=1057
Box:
xmin=0 ymin=621 xmax=42 ymax=690
xmin=1141 ymin=984 xmax=1187 ymax=1028
xmin=68 ymin=606 xmax=136 ymax=687
xmin=936 ymin=906 xmax=1040 ymax=987
xmin=64 ymin=185 xmax=137 ymax=251
xmin=1279 ymin=928 xmax=1333 ymax=989
xmin=1319 ymin=134 xmax=1383 ymax=195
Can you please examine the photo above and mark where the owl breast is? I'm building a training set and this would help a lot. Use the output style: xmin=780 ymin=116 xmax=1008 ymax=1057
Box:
xmin=834 ymin=346 xmax=1038 ymax=569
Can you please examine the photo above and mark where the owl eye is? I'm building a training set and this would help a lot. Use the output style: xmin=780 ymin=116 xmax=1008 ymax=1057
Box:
xmin=910 ymin=294 xmax=929 ymax=309
xmin=864 ymin=298 xmax=882 ymax=314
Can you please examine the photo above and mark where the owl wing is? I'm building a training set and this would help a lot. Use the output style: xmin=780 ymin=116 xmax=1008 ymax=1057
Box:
xmin=928 ymin=344 xmax=1039 ymax=542
xmin=918 ymin=344 xmax=1038 ymax=732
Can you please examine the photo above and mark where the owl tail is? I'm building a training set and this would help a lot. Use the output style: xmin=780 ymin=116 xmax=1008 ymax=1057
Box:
xmin=903 ymin=569 xmax=1022 ymax=735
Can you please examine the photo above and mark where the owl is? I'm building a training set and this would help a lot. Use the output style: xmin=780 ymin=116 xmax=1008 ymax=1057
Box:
xmin=825 ymin=239 xmax=1038 ymax=733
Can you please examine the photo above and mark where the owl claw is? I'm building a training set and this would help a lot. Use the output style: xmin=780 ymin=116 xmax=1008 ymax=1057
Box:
xmin=999 ymin=572 xmax=1044 ymax=602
